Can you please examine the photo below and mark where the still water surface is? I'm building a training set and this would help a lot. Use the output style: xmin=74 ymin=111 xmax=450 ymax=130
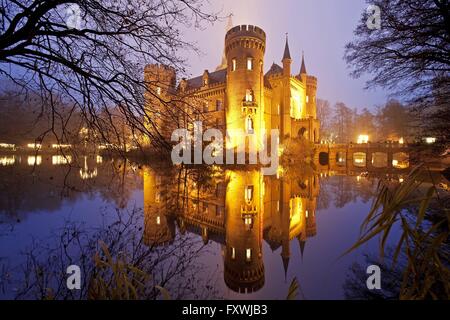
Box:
xmin=0 ymin=154 xmax=436 ymax=299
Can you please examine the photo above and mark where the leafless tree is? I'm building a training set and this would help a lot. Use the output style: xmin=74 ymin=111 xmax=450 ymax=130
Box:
xmin=0 ymin=0 xmax=219 ymax=151
xmin=344 ymin=0 xmax=450 ymax=144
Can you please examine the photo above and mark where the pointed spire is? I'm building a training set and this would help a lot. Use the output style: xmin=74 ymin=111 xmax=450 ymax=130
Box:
xmin=300 ymin=51 xmax=307 ymax=74
xmin=297 ymin=234 xmax=306 ymax=260
xmin=282 ymin=256 xmax=290 ymax=281
xmin=216 ymin=14 xmax=233 ymax=71
xmin=282 ymin=33 xmax=291 ymax=61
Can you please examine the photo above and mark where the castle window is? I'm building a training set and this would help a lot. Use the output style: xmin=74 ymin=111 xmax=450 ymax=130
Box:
xmin=231 ymin=58 xmax=237 ymax=71
xmin=216 ymin=99 xmax=223 ymax=111
xmin=245 ymin=89 xmax=254 ymax=102
xmin=245 ymin=116 xmax=254 ymax=134
xmin=244 ymin=185 xmax=254 ymax=202
xmin=246 ymin=248 xmax=252 ymax=262
xmin=247 ymin=57 xmax=253 ymax=70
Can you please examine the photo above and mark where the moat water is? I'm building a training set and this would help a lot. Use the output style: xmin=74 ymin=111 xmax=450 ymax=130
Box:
xmin=0 ymin=154 xmax=446 ymax=299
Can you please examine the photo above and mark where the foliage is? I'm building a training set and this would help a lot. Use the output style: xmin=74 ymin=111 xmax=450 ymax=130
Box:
xmin=345 ymin=165 xmax=450 ymax=299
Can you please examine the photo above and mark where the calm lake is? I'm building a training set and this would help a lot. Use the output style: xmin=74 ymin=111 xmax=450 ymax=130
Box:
xmin=0 ymin=153 xmax=445 ymax=299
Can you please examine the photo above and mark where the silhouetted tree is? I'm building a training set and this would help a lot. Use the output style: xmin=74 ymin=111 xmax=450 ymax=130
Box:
xmin=0 ymin=0 xmax=218 ymax=150
xmin=345 ymin=0 xmax=450 ymax=146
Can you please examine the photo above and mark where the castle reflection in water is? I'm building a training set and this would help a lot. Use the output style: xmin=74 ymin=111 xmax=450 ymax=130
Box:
xmin=143 ymin=166 xmax=320 ymax=294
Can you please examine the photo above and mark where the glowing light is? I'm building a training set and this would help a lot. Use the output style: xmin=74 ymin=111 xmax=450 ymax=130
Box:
xmin=52 ymin=155 xmax=72 ymax=165
xmin=52 ymin=144 xmax=71 ymax=149
xmin=424 ymin=137 xmax=436 ymax=144
xmin=0 ymin=156 xmax=15 ymax=166
xmin=0 ymin=143 xmax=15 ymax=149
xmin=399 ymin=178 xmax=404 ymax=183
xmin=399 ymin=137 xmax=404 ymax=144
xmin=27 ymin=143 xmax=42 ymax=149
xmin=27 ymin=155 xmax=42 ymax=166
xmin=246 ymin=248 xmax=252 ymax=261
xmin=357 ymin=135 xmax=369 ymax=144
xmin=156 ymin=216 xmax=161 ymax=225
xmin=96 ymin=155 xmax=103 ymax=164
xmin=392 ymin=159 xmax=398 ymax=166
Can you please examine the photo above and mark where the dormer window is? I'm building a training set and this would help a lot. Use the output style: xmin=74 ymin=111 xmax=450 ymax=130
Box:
xmin=231 ymin=58 xmax=237 ymax=71
xmin=245 ymin=89 xmax=254 ymax=102
xmin=203 ymin=78 xmax=208 ymax=86
xmin=247 ymin=57 xmax=253 ymax=70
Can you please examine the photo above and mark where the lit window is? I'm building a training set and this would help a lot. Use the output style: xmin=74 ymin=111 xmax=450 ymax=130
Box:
xmin=232 ymin=58 xmax=237 ymax=71
xmin=305 ymin=210 xmax=309 ymax=218
xmin=306 ymin=95 xmax=309 ymax=103
xmin=277 ymin=201 xmax=280 ymax=212
xmin=247 ymin=57 xmax=253 ymax=70
xmin=245 ymin=116 xmax=254 ymax=134
xmin=156 ymin=216 xmax=161 ymax=225
xmin=246 ymin=249 xmax=252 ymax=262
xmin=245 ymin=89 xmax=253 ymax=102
xmin=156 ymin=86 xmax=161 ymax=95
xmin=231 ymin=247 xmax=236 ymax=259
xmin=245 ymin=185 xmax=254 ymax=202
xmin=244 ymin=216 xmax=253 ymax=225
xmin=277 ymin=104 xmax=280 ymax=115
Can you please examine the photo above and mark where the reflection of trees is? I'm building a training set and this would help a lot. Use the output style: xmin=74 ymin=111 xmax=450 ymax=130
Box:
xmin=319 ymin=176 xmax=378 ymax=209
xmin=1 ymin=208 xmax=218 ymax=300
xmin=343 ymin=250 xmax=403 ymax=300
xmin=0 ymin=157 xmax=141 ymax=221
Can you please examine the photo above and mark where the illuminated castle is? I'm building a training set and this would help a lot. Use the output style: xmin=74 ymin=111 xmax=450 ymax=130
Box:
xmin=142 ymin=166 xmax=319 ymax=294
xmin=144 ymin=23 xmax=320 ymax=148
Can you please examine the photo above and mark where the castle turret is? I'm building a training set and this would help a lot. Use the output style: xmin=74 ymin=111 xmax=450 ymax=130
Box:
xmin=225 ymin=25 xmax=266 ymax=151
xmin=282 ymin=35 xmax=292 ymax=77
xmin=224 ymin=170 xmax=264 ymax=294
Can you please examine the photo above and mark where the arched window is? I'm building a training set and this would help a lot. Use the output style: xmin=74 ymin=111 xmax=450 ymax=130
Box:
xmin=245 ymin=116 xmax=254 ymax=134
xmin=247 ymin=57 xmax=253 ymax=70
xmin=231 ymin=58 xmax=237 ymax=71
xmin=245 ymin=89 xmax=254 ymax=102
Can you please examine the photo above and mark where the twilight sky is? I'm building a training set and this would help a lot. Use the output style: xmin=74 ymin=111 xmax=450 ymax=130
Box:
xmin=182 ymin=0 xmax=391 ymax=112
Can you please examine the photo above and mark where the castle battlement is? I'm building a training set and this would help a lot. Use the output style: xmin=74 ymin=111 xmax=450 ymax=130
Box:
xmin=225 ymin=25 xmax=266 ymax=41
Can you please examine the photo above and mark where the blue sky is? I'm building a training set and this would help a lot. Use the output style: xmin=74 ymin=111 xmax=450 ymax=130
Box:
xmin=182 ymin=0 xmax=391 ymax=112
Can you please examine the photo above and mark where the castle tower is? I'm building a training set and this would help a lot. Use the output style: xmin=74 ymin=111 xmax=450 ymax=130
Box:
xmin=281 ymin=35 xmax=293 ymax=141
xmin=224 ymin=170 xmax=264 ymax=293
xmin=225 ymin=25 xmax=266 ymax=151
xmin=144 ymin=64 xmax=177 ymax=145
xmin=143 ymin=167 xmax=175 ymax=246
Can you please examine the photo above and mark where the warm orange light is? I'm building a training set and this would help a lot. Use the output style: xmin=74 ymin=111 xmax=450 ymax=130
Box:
xmin=357 ymin=135 xmax=369 ymax=144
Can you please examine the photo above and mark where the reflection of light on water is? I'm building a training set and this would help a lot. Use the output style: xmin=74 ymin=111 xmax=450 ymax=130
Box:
xmin=0 ymin=143 xmax=15 ymax=149
xmin=27 ymin=155 xmax=42 ymax=166
xmin=27 ymin=143 xmax=41 ymax=149
xmin=79 ymin=168 xmax=98 ymax=180
xmin=0 ymin=156 xmax=15 ymax=166
xmin=52 ymin=155 xmax=72 ymax=165
xmin=79 ymin=156 xmax=98 ymax=180
xmin=52 ymin=144 xmax=71 ymax=149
